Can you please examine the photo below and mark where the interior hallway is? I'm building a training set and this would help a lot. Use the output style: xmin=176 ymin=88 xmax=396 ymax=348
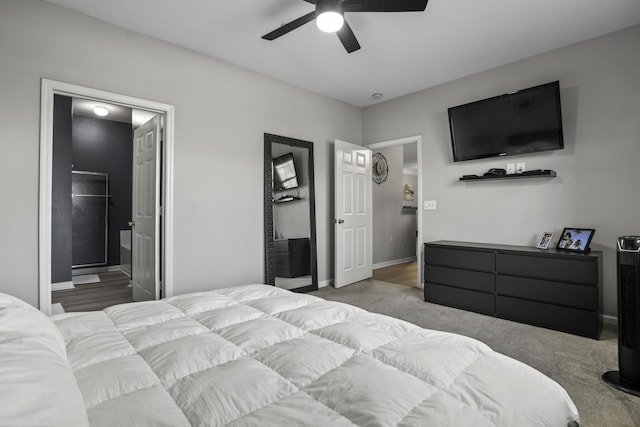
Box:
xmin=372 ymin=261 xmax=419 ymax=288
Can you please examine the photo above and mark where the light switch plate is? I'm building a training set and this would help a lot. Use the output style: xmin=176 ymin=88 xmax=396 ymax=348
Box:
xmin=506 ymin=163 xmax=516 ymax=174
xmin=424 ymin=200 xmax=437 ymax=210
xmin=516 ymin=162 xmax=526 ymax=174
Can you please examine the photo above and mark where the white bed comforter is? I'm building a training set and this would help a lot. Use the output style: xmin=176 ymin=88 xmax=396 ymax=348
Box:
xmin=1 ymin=285 xmax=579 ymax=426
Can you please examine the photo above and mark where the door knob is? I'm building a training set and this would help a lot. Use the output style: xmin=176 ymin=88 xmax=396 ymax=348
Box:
xmin=335 ymin=219 xmax=344 ymax=224
xmin=128 ymin=221 xmax=135 ymax=227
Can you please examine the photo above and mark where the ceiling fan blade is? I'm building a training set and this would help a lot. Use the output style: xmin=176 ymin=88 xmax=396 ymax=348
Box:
xmin=336 ymin=20 xmax=361 ymax=53
xmin=344 ymin=0 xmax=428 ymax=13
xmin=262 ymin=11 xmax=316 ymax=40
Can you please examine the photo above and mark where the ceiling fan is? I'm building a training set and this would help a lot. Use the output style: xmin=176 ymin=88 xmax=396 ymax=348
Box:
xmin=262 ymin=0 xmax=429 ymax=53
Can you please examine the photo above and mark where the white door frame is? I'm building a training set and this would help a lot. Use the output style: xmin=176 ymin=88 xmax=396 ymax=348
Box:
xmin=367 ymin=135 xmax=423 ymax=288
xmin=39 ymin=79 xmax=175 ymax=314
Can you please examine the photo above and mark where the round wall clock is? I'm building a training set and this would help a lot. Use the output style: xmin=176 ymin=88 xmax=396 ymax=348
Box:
xmin=372 ymin=152 xmax=388 ymax=184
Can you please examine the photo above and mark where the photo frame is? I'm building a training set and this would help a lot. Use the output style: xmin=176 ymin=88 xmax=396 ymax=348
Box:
xmin=403 ymin=183 xmax=415 ymax=201
xmin=536 ymin=232 xmax=554 ymax=250
xmin=556 ymin=228 xmax=595 ymax=253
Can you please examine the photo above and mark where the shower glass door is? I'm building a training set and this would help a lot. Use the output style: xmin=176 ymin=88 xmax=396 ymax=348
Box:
xmin=71 ymin=171 xmax=108 ymax=268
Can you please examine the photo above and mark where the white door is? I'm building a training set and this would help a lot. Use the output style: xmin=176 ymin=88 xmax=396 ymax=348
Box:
xmin=334 ymin=140 xmax=372 ymax=287
xmin=131 ymin=116 xmax=160 ymax=301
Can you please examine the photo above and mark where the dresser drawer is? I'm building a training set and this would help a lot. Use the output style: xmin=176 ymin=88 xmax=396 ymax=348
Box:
xmin=274 ymin=239 xmax=290 ymax=252
xmin=425 ymin=265 xmax=494 ymax=293
xmin=496 ymin=253 xmax=597 ymax=285
xmin=275 ymin=253 xmax=290 ymax=264
xmin=425 ymin=246 xmax=494 ymax=272
xmin=425 ymin=283 xmax=495 ymax=316
xmin=497 ymin=296 xmax=599 ymax=339
xmin=496 ymin=275 xmax=597 ymax=310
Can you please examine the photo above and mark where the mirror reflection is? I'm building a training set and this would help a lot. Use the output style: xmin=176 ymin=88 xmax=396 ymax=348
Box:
xmin=264 ymin=134 xmax=317 ymax=292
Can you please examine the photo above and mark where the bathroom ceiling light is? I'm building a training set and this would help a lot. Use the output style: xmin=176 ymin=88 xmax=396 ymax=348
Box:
xmin=93 ymin=106 xmax=109 ymax=117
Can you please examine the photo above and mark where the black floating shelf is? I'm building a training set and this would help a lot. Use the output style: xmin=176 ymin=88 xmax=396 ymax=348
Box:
xmin=460 ymin=169 xmax=557 ymax=182
xmin=273 ymin=196 xmax=303 ymax=204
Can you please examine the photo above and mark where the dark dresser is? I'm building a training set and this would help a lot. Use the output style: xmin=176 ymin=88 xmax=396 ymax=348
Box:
xmin=274 ymin=238 xmax=310 ymax=278
xmin=424 ymin=241 xmax=603 ymax=339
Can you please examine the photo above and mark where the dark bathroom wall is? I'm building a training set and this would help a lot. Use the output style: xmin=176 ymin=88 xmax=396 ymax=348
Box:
xmin=72 ymin=115 xmax=133 ymax=267
xmin=51 ymin=94 xmax=73 ymax=283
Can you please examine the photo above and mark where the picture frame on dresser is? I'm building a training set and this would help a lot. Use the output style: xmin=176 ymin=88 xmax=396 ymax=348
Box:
xmin=536 ymin=232 xmax=554 ymax=249
xmin=556 ymin=228 xmax=595 ymax=253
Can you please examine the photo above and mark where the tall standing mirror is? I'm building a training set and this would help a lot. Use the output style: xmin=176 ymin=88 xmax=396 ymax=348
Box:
xmin=264 ymin=133 xmax=318 ymax=292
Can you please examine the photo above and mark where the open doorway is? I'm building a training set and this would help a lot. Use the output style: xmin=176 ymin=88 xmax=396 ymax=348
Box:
xmin=39 ymin=79 xmax=175 ymax=314
xmin=368 ymin=136 xmax=422 ymax=288
xmin=49 ymin=95 xmax=160 ymax=312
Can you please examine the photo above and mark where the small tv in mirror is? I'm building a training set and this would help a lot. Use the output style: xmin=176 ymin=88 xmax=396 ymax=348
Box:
xmin=273 ymin=152 xmax=299 ymax=190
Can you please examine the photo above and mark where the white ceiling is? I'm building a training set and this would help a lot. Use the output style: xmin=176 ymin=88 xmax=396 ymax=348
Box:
xmin=46 ymin=0 xmax=640 ymax=107
xmin=72 ymin=98 xmax=131 ymax=123
xmin=72 ymin=98 xmax=158 ymax=129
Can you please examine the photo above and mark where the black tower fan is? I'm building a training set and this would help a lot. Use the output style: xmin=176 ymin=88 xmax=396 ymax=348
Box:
xmin=603 ymin=236 xmax=640 ymax=396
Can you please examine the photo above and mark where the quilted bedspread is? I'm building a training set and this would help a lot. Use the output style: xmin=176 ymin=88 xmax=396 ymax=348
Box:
xmin=50 ymin=284 xmax=579 ymax=426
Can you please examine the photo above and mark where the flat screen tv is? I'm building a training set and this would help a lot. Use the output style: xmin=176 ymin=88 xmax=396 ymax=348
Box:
xmin=273 ymin=152 xmax=299 ymax=190
xmin=448 ymin=81 xmax=564 ymax=162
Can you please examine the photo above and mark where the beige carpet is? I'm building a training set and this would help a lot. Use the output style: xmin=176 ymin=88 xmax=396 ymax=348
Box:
xmin=312 ymin=279 xmax=640 ymax=427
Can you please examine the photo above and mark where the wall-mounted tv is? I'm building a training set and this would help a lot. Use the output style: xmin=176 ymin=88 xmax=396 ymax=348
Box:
xmin=273 ymin=152 xmax=299 ymax=190
xmin=448 ymin=81 xmax=564 ymax=162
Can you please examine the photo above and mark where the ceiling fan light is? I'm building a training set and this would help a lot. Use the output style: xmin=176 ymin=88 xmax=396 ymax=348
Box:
xmin=316 ymin=11 xmax=344 ymax=33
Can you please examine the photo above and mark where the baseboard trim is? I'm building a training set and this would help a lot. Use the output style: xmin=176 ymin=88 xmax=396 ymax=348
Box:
xmin=51 ymin=281 xmax=74 ymax=291
xmin=373 ymin=257 xmax=417 ymax=270
xmin=603 ymin=314 xmax=618 ymax=327
xmin=318 ymin=279 xmax=332 ymax=288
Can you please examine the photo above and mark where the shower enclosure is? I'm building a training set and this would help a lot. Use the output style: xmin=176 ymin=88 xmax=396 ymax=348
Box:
xmin=71 ymin=171 xmax=109 ymax=268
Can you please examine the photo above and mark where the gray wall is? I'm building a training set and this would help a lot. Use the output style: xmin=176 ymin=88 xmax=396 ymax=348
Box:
xmin=51 ymin=95 xmax=72 ymax=284
xmin=72 ymin=115 xmax=133 ymax=267
xmin=402 ymin=172 xmax=418 ymax=255
xmin=0 ymin=0 xmax=362 ymax=306
xmin=363 ymin=25 xmax=640 ymax=318
xmin=372 ymin=146 xmax=417 ymax=265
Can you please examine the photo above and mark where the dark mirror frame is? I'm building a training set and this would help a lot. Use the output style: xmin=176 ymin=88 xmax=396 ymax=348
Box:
xmin=264 ymin=133 xmax=318 ymax=292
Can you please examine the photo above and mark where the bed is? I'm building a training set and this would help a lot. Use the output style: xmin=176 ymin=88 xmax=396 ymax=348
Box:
xmin=0 ymin=284 xmax=579 ymax=426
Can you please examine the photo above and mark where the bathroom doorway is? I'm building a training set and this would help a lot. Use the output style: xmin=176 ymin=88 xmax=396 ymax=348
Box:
xmin=39 ymin=79 xmax=175 ymax=314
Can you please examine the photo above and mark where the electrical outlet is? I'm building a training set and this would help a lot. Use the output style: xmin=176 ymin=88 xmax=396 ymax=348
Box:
xmin=424 ymin=200 xmax=437 ymax=210
xmin=506 ymin=163 xmax=516 ymax=174
xmin=516 ymin=162 xmax=526 ymax=174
